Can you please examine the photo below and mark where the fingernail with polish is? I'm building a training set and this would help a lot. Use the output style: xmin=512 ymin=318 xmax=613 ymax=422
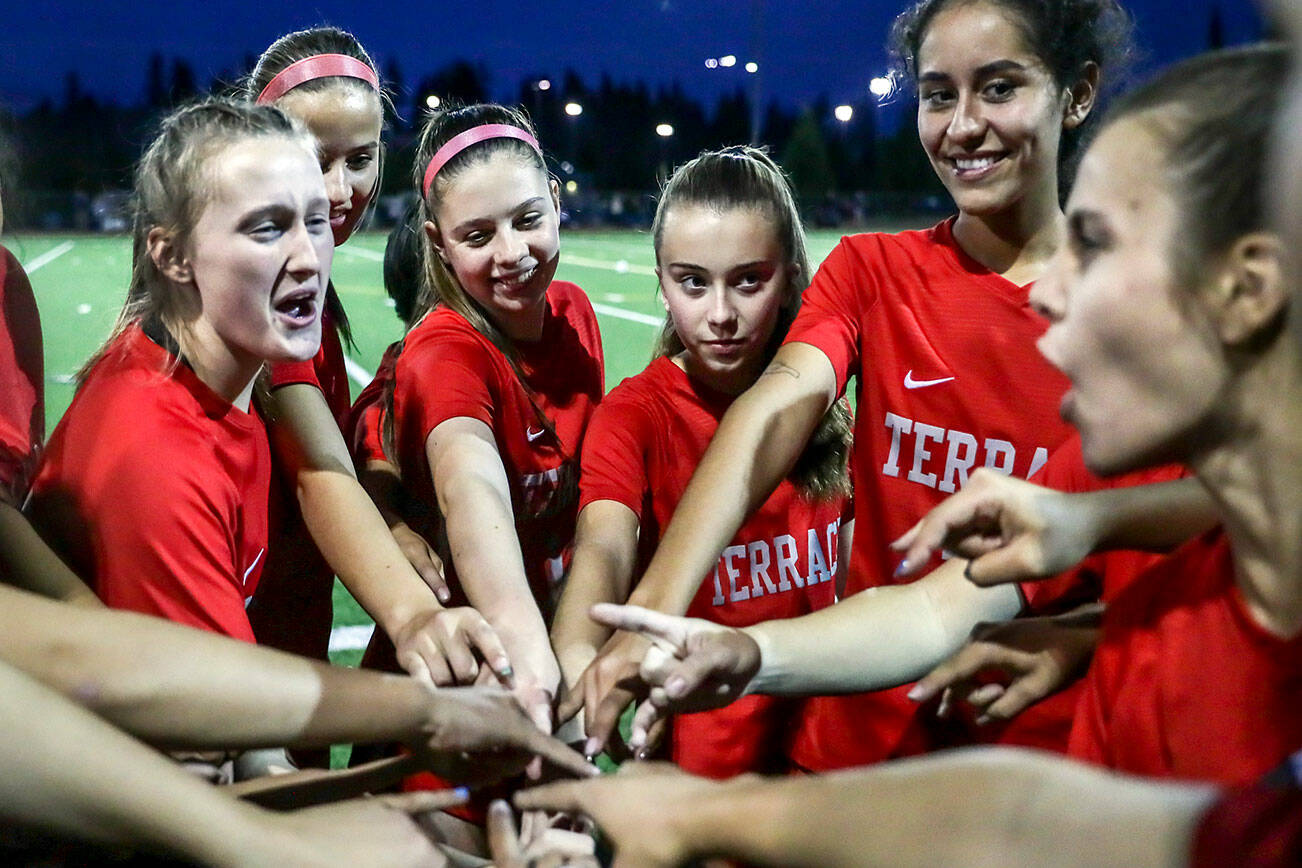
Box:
xmin=894 ymin=559 xmax=910 ymax=577
xmin=453 ymin=787 xmax=470 ymax=800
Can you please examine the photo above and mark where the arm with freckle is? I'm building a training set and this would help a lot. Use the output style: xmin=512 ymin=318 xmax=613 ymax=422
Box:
xmin=266 ymin=384 xmax=509 ymax=686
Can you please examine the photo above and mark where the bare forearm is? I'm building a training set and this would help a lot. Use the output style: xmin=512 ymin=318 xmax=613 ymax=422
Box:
xmin=552 ymin=504 xmax=640 ymax=688
xmin=297 ymin=467 xmax=444 ymax=637
xmin=747 ymin=563 xmax=1022 ymax=695
xmin=674 ymin=749 xmax=1213 ymax=868
xmin=0 ymin=659 xmax=279 ymax=866
xmin=0 ymin=501 xmax=99 ymax=606
xmin=1086 ymin=478 xmax=1217 ymax=553
xmin=0 ymin=585 xmax=435 ymax=749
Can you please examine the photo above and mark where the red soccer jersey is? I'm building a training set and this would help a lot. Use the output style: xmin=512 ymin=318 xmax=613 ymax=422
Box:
xmin=1069 ymin=530 xmax=1302 ymax=784
xmin=580 ymin=356 xmax=845 ymax=777
xmin=782 ymin=219 xmax=1075 ymax=770
xmin=248 ymin=308 xmax=351 ymax=662
xmin=27 ymin=326 xmax=270 ymax=641
xmin=0 ymin=245 xmax=44 ymax=504
xmin=392 ymin=281 xmax=603 ymax=612
xmin=1193 ymin=784 xmax=1302 ymax=867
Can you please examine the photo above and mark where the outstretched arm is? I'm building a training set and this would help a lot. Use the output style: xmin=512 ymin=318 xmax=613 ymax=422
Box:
xmin=0 ymin=656 xmax=474 ymax=867
xmin=0 ymin=583 xmax=593 ymax=779
xmin=267 ymin=384 xmax=509 ymax=686
xmin=893 ymin=471 xmax=1215 ymax=585
xmin=518 ymin=749 xmax=1217 ymax=868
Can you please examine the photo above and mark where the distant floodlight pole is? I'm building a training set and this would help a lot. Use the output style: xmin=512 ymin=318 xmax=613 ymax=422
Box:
xmin=425 ymin=94 xmax=441 ymax=109
xmin=834 ymin=104 xmax=853 ymax=123
xmin=564 ymin=101 xmax=583 ymax=116
xmin=869 ymin=76 xmax=894 ymax=100
xmin=656 ymin=123 xmax=674 ymax=180
xmin=749 ymin=0 xmax=764 ymax=143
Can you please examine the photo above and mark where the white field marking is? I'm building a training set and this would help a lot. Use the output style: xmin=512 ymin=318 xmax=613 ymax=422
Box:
xmin=591 ymin=302 xmax=662 ymax=327
xmin=564 ymin=254 xmax=657 ymax=277
xmin=22 ymin=240 xmax=75 ymax=273
xmin=336 ymin=245 xmax=384 ymax=262
xmin=603 ymin=293 xmax=626 ymax=303
xmin=329 ymin=623 xmax=376 ymax=653
xmin=343 ymin=354 xmax=375 ymax=388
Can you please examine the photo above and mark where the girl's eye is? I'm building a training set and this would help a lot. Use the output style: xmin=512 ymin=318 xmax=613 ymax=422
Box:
xmin=250 ymin=222 xmax=283 ymax=240
xmin=464 ymin=231 xmax=490 ymax=247
xmin=306 ymin=214 xmax=331 ymax=234
xmin=983 ymin=80 xmax=1016 ymax=100
xmin=517 ymin=212 xmax=542 ymax=229
xmin=735 ymin=273 xmax=762 ymax=290
xmin=921 ymin=88 xmax=955 ymax=108
xmin=347 ymin=153 xmax=375 ymax=171
xmin=678 ymin=274 xmax=706 ymax=291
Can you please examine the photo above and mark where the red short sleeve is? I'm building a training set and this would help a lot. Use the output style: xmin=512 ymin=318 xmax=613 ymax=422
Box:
xmin=395 ymin=330 xmax=497 ymax=444
xmin=347 ymin=343 xmax=399 ymax=466
xmin=578 ymin=388 xmax=655 ymax=517
xmin=0 ymin=247 xmax=44 ymax=502
xmin=782 ymin=237 xmax=878 ymax=394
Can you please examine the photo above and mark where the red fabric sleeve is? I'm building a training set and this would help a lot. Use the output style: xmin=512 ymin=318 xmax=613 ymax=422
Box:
xmin=1192 ymin=786 xmax=1302 ymax=868
xmin=94 ymin=437 xmax=255 ymax=642
xmin=782 ymin=237 xmax=877 ymax=395
xmin=347 ymin=344 xmax=399 ymax=466
xmin=577 ymin=390 xmax=654 ymax=517
xmin=0 ymin=247 xmax=44 ymax=502
xmin=395 ymin=330 xmax=497 ymax=442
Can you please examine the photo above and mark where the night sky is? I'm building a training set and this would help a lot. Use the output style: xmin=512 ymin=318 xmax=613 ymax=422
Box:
xmin=1 ymin=1 xmax=1267 ymax=116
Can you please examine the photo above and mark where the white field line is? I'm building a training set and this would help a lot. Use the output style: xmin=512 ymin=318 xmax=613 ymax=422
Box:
xmin=329 ymin=623 xmax=376 ymax=653
xmin=22 ymin=240 xmax=75 ymax=273
xmin=336 ymin=245 xmax=384 ymax=262
xmin=342 ymin=354 xmax=375 ymax=388
xmin=563 ymin=254 xmax=657 ymax=277
xmin=591 ymin=302 xmax=662 ymax=327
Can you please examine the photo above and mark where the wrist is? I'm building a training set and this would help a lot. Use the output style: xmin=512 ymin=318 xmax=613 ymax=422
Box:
xmin=738 ymin=625 xmax=771 ymax=696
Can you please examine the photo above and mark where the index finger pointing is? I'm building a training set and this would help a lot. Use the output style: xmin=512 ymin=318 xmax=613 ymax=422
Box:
xmin=513 ymin=780 xmax=591 ymax=814
xmin=519 ymin=727 xmax=601 ymax=779
xmin=589 ymin=604 xmax=688 ymax=650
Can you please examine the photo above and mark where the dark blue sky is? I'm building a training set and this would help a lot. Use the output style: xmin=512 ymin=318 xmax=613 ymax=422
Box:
xmin=0 ymin=0 xmax=1266 ymax=115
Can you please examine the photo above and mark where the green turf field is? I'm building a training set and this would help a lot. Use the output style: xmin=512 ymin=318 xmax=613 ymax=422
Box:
xmin=6 ymin=225 xmax=898 ymax=666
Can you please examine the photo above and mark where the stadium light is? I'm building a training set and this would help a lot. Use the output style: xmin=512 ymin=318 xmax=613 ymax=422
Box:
xmin=705 ymin=58 xmax=719 ymax=69
xmin=565 ymin=180 xmax=578 ymax=193
xmin=834 ymin=104 xmax=854 ymax=123
xmin=537 ymin=78 xmax=551 ymax=91
xmin=869 ymin=76 xmax=894 ymax=99
xmin=425 ymin=94 xmax=441 ymax=109
xmin=719 ymin=54 xmax=737 ymax=67
xmin=745 ymin=61 xmax=759 ymax=73
xmin=656 ymin=123 xmax=674 ymax=137
xmin=565 ymin=101 xmax=583 ymax=116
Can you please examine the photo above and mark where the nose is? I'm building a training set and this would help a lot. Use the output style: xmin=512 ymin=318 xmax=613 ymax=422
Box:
xmin=706 ymin=285 xmax=738 ymax=332
xmin=286 ymin=220 xmax=325 ymax=278
xmin=948 ymin=92 xmax=986 ymax=145
xmin=323 ymin=162 xmax=350 ymax=210
xmin=492 ymin=227 xmax=529 ymax=268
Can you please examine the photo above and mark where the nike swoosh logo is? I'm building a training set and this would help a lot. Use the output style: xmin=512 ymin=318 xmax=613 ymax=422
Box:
xmin=526 ymin=427 xmax=545 ymax=443
xmin=903 ymin=370 xmax=955 ymax=390
xmin=243 ymin=548 xmax=265 ymax=585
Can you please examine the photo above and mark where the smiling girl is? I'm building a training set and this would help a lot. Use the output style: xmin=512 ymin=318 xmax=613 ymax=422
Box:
xmin=572 ymin=0 xmax=1134 ymax=769
xmin=551 ymin=147 xmax=851 ymax=775
xmin=374 ymin=103 xmax=603 ymax=735
xmin=26 ymin=99 xmax=330 ymax=639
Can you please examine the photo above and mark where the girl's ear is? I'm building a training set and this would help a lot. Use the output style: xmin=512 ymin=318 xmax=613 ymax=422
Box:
xmin=549 ymin=177 xmax=561 ymax=214
xmin=1063 ymin=61 xmax=1100 ymax=131
xmin=424 ymin=219 xmax=449 ymax=264
xmin=1208 ymin=232 xmax=1288 ymax=347
xmin=148 ymin=227 xmax=192 ymax=284
xmin=655 ymin=265 xmax=669 ymax=312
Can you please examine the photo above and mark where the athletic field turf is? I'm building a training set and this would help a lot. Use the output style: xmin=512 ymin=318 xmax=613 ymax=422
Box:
xmin=8 ymin=223 xmax=915 ymax=661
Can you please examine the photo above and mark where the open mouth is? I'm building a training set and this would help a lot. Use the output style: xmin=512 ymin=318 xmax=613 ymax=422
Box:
xmin=494 ymin=266 xmax=537 ymax=291
xmin=273 ymin=289 xmax=319 ymax=327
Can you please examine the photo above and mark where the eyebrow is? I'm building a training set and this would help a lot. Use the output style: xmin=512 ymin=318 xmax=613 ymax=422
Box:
xmin=665 ymin=259 xmax=774 ymax=272
xmin=918 ymin=59 xmax=1028 ymax=84
xmin=451 ymin=196 xmax=547 ymax=234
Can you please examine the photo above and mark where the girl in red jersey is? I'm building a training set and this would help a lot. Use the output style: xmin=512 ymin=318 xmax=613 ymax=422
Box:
xmin=27 ymin=98 xmax=332 ymax=640
xmin=374 ymin=103 xmax=604 ymax=736
xmin=240 ymin=28 xmax=506 ymax=696
xmin=551 ymin=147 xmax=852 ymax=774
xmin=572 ymin=0 xmax=1138 ymax=768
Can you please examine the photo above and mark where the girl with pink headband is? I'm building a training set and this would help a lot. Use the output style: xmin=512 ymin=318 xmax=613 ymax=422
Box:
xmin=239 ymin=29 xmax=507 ymax=753
xmin=362 ymin=104 xmax=603 ymax=777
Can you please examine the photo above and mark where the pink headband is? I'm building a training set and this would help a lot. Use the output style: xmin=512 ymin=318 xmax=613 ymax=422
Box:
xmin=256 ymin=54 xmax=379 ymax=105
xmin=422 ymin=124 xmax=542 ymax=198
